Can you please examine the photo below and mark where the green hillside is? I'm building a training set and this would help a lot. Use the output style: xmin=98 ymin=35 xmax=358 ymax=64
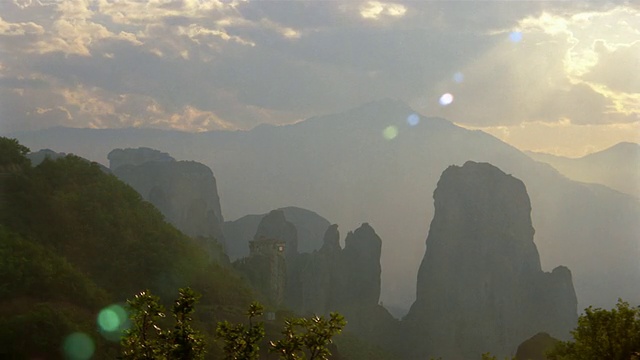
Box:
xmin=0 ymin=137 xmax=254 ymax=359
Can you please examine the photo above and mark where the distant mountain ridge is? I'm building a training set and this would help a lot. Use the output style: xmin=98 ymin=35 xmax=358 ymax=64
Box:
xmin=9 ymin=98 xmax=640 ymax=310
xmin=527 ymin=142 xmax=640 ymax=199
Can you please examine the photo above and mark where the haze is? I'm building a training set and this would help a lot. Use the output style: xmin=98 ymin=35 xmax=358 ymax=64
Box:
xmin=1 ymin=0 xmax=639 ymax=157
xmin=2 ymin=0 xmax=639 ymax=316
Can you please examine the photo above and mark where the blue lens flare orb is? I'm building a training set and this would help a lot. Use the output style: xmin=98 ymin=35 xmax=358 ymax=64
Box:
xmin=509 ymin=31 xmax=523 ymax=43
xmin=453 ymin=72 xmax=464 ymax=83
xmin=407 ymin=113 xmax=420 ymax=126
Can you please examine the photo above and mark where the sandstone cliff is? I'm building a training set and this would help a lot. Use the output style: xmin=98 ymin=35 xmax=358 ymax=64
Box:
xmin=108 ymin=148 xmax=226 ymax=252
xmin=404 ymin=161 xmax=577 ymax=359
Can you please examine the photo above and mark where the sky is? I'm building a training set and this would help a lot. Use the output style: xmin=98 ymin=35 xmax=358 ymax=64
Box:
xmin=0 ymin=0 xmax=638 ymax=157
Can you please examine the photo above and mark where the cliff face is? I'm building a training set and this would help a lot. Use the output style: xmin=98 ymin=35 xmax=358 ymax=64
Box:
xmin=405 ymin=161 xmax=577 ymax=359
xmin=336 ymin=223 xmax=382 ymax=308
xmin=291 ymin=223 xmax=382 ymax=315
xmin=108 ymin=148 xmax=226 ymax=250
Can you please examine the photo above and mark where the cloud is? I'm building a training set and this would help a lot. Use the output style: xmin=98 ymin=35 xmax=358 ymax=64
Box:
xmin=460 ymin=119 xmax=640 ymax=158
xmin=419 ymin=3 xmax=639 ymax=128
xmin=0 ymin=0 xmax=638 ymax=157
xmin=359 ymin=1 xmax=407 ymax=20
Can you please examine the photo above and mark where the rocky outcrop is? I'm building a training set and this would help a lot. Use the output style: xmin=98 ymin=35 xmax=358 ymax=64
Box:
xmin=108 ymin=148 xmax=226 ymax=252
xmin=224 ymin=206 xmax=331 ymax=260
xmin=27 ymin=149 xmax=66 ymax=165
xmin=107 ymin=147 xmax=174 ymax=170
xmin=253 ymin=210 xmax=298 ymax=258
xmin=515 ymin=332 xmax=559 ymax=360
xmin=298 ymin=225 xmax=341 ymax=314
xmin=295 ymin=223 xmax=400 ymax=355
xmin=288 ymin=223 xmax=382 ymax=315
xmin=336 ymin=223 xmax=382 ymax=307
xmin=404 ymin=161 xmax=577 ymax=359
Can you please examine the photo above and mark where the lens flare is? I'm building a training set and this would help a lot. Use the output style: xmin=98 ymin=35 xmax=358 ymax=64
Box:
xmin=98 ymin=304 xmax=128 ymax=341
xmin=439 ymin=93 xmax=454 ymax=106
xmin=63 ymin=332 xmax=95 ymax=360
xmin=453 ymin=72 xmax=464 ymax=83
xmin=383 ymin=126 xmax=398 ymax=140
xmin=407 ymin=114 xmax=420 ymax=126
xmin=509 ymin=31 xmax=523 ymax=43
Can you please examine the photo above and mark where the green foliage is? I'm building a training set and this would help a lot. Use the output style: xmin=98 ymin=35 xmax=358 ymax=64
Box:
xmin=0 ymin=139 xmax=256 ymax=358
xmin=215 ymin=301 xmax=265 ymax=360
xmin=1 ymin=153 xmax=210 ymax=300
xmin=169 ymin=288 xmax=206 ymax=360
xmin=121 ymin=288 xmax=205 ymax=360
xmin=269 ymin=312 xmax=346 ymax=360
xmin=0 ymin=137 xmax=30 ymax=168
xmin=547 ymin=299 xmax=640 ymax=360
xmin=0 ymin=226 xmax=108 ymax=308
xmin=121 ymin=290 xmax=167 ymax=359
xmin=0 ymin=302 xmax=88 ymax=359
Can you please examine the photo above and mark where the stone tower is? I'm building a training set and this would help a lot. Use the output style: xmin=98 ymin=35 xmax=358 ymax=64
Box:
xmin=249 ymin=237 xmax=286 ymax=306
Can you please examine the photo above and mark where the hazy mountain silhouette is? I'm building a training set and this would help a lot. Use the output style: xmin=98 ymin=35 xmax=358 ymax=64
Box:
xmin=404 ymin=161 xmax=576 ymax=359
xmin=527 ymin=142 xmax=640 ymax=199
xmin=10 ymin=98 xmax=640 ymax=310
xmin=224 ymin=206 xmax=331 ymax=260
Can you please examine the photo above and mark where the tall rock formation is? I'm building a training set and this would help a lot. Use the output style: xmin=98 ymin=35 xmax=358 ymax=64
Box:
xmin=335 ymin=223 xmax=382 ymax=308
xmin=253 ymin=210 xmax=299 ymax=258
xmin=107 ymin=148 xmax=226 ymax=251
xmin=296 ymin=224 xmax=339 ymax=314
xmin=404 ymin=161 xmax=577 ymax=359
xmin=224 ymin=206 xmax=331 ymax=260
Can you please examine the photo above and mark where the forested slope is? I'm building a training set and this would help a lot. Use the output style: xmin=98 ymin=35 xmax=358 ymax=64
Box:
xmin=0 ymin=138 xmax=254 ymax=358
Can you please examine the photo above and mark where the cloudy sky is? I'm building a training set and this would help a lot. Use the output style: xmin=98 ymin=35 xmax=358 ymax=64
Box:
xmin=0 ymin=0 xmax=638 ymax=157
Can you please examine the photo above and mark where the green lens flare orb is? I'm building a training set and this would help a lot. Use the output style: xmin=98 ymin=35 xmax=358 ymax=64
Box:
xmin=63 ymin=332 xmax=95 ymax=360
xmin=383 ymin=126 xmax=398 ymax=140
xmin=98 ymin=304 xmax=127 ymax=332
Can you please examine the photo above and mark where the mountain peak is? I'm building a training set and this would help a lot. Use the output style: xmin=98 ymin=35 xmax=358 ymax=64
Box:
xmin=347 ymin=98 xmax=415 ymax=118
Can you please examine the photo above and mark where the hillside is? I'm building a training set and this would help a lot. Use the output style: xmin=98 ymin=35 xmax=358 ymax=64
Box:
xmin=9 ymin=99 xmax=640 ymax=310
xmin=527 ymin=142 xmax=640 ymax=199
xmin=0 ymin=138 xmax=255 ymax=358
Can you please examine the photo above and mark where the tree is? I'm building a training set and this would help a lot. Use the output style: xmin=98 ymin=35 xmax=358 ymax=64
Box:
xmin=167 ymin=288 xmax=206 ymax=360
xmin=120 ymin=288 xmax=205 ymax=360
xmin=215 ymin=302 xmax=346 ymax=360
xmin=269 ymin=312 xmax=346 ymax=360
xmin=122 ymin=290 xmax=346 ymax=360
xmin=120 ymin=290 xmax=167 ymax=360
xmin=0 ymin=137 xmax=30 ymax=168
xmin=215 ymin=302 xmax=265 ymax=360
xmin=547 ymin=299 xmax=640 ymax=360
